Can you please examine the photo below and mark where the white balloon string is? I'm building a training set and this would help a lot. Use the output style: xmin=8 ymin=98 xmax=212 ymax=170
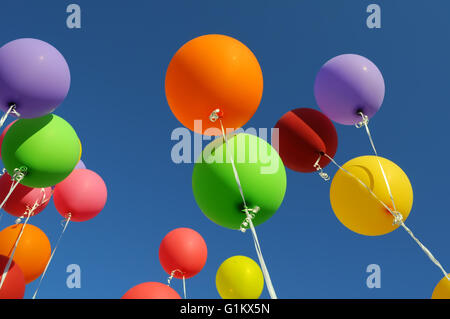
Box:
xmin=183 ymin=275 xmax=187 ymax=299
xmin=356 ymin=113 xmax=398 ymax=213
xmin=324 ymin=153 xmax=449 ymax=280
xmin=32 ymin=214 xmax=71 ymax=299
xmin=0 ymin=104 xmax=19 ymax=130
xmin=0 ymin=170 xmax=5 ymax=223
xmin=167 ymin=269 xmax=187 ymax=299
xmin=212 ymin=111 xmax=277 ymax=299
xmin=245 ymin=210 xmax=278 ymax=299
xmin=0 ymin=199 xmax=37 ymax=290
xmin=313 ymin=153 xmax=330 ymax=181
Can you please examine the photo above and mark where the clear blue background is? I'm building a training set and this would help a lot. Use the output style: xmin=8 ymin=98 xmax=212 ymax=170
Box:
xmin=0 ymin=0 xmax=448 ymax=299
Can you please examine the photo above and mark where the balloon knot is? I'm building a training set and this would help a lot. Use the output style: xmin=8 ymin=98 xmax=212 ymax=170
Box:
xmin=239 ymin=206 xmax=260 ymax=233
xmin=392 ymin=211 xmax=404 ymax=225
xmin=209 ymin=108 xmax=224 ymax=123
xmin=313 ymin=154 xmax=330 ymax=181
xmin=8 ymin=104 xmax=20 ymax=117
xmin=61 ymin=213 xmax=72 ymax=226
xmin=12 ymin=166 xmax=27 ymax=181
xmin=167 ymin=269 xmax=184 ymax=286
xmin=355 ymin=112 xmax=369 ymax=128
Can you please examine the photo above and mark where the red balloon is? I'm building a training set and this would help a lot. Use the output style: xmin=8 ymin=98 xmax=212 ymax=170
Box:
xmin=0 ymin=255 xmax=25 ymax=299
xmin=0 ymin=173 xmax=52 ymax=218
xmin=159 ymin=228 xmax=207 ymax=279
xmin=53 ymin=169 xmax=107 ymax=222
xmin=122 ymin=282 xmax=181 ymax=299
xmin=273 ymin=108 xmax=338 ymax=173
xmin=0 ymin=121 xmax=16 ymax=159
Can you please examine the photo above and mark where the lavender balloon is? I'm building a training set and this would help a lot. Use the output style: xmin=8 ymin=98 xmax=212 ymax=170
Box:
xmin=75 ymin=160 xmax=86 ymax=170
xmin=0 ymin=38 xmax=70 ymax=118
xmin=314 ymin=54 xmax=385 ymax=125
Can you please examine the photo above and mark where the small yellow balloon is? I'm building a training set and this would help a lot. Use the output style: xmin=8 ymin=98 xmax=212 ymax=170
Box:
xmin=330 ymin=155 xmax=413 ymax=236
xmin=216 ymin=255 xmax=264 ymax=299
xmin=432 ymin=274 xmax=450 ymax=299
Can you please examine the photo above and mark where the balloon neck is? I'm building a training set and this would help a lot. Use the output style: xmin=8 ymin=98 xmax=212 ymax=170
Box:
xmin=355 ymin=111 xmax=369 ymax=128
xmin=313 ymin=153 xmax=330 ymax=181
xmin=355 ymin=107 xmax=364 ymax=115
xmin=11 ymin=166 xmax=27 ymax=181
xmin=239 ymin=206 xmax=260 ymax=233
xmin=6 ymin=103 xmax=20 ymax=117
xmin=209 ymin=108 xmax=224 ymax=123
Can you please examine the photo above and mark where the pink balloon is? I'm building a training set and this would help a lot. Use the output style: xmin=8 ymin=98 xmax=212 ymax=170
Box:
xmin=0 ymin=120 xmax=16 ymax=159
xmin=53 ymin=169 xmax=107 ymax=222
xmin=122 ymin=282 xmax=181 ymax=299
xmin=0 ymin=173 xmax=52 ymax=218
xmin=159 ymin=228 xmax=208 ymax=279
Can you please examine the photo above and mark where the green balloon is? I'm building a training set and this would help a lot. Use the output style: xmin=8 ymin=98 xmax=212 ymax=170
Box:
xmin=2 ymin=114 xmax=81 ymax=188
xmin=192 ymin=133 xmax=287 ymax=230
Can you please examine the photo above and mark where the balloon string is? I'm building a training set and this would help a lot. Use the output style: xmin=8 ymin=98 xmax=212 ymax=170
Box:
xmin=245 ymin=211 xmax=278 ymax=298
xmin=215 ymin=114 xmax=278 ymax=299
xmin=167 ymin=269 xmax=187 ymax=299
xmin=0 ymin=104 xmax=19 ymax=129
xmin=0 ymin=200 xmax=37 ymax=290
xmin=313 ymin=153 xmax=330 ymax=181
xmin=0 ymin=169 xmax=4 ymax=225
xmin=324 ymin=153 xmax=450 ymax=280
xmin=32 ymin=214 xmax=71 ymax=299
xmin=356 ymin=113 xmax=449 ymax=280
xmin=183 ymin=275 xmax=187 ymax=299
xmin=356 ymin=112 xmax=398 ymax=213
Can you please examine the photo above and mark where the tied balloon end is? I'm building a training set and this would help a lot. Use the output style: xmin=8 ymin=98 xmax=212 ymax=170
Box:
xmin=355 ymin=112 xmax=369 ymax=128
xmin=167 ymin=269 xmax=184 ymax=286
xmin=0 ymin=103 xmax=20 ymax=129
xmin=239 ymin=206 xmax=260 ymax=233
xmin=61 ymin=213 xmax=72 ymax=226
xmin=209 ymin=108 xmax=224 ymax=123
xmin=12 ymin=166 xmax=27 ymax=182
xmin=313 ymin=153 xmax=330 ymax=181
xmin=391 ymin=210 xmax=404 ymax=226
xmin=7 ymin=103 xmax=20 ymax=117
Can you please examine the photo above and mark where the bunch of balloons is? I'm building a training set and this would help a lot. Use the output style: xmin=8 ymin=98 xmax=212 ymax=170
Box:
xmin=165 ymin=35 xmax=449 ymax=299
xmin=0 ymin=38 xmax=107 ymax=299
xmin=274 ymin=53 xmax=449 ymax=298
xmin=122 ymin=227 xmax=207 ymax=299
xmin=166 ymin=34 xmax=288 ymax=299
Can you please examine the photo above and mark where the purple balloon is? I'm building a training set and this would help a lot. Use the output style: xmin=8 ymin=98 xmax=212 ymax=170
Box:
xmin=314 ymin=54 xmax=385 ymax=125
xmin=75 ymin=160 xmax=86 ymax=170
xmin=0 ymin=38 xmax=70 ymax=118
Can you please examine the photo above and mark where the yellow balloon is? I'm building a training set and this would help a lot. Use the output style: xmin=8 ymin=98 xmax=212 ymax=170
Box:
xmin=330 ymin=155 xmax=413 ymax=236
xmin=432 ymin=274 xmax=450 ymax=299
xmin=216 ymin=255 xmax=264 ymax=299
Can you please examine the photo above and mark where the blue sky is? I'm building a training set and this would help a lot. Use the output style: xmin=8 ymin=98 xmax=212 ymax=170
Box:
xmin=0 ymin=0 xmax=449 ymax=299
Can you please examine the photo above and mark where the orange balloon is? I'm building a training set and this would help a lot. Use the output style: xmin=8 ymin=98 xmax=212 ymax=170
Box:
xmin=0 ymin=224 xmax=51 ymax=283
xmin=432 ymin=274 xmax=450 ymax=299
xmin=165 ymin=34 xmax=263 ymax=135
